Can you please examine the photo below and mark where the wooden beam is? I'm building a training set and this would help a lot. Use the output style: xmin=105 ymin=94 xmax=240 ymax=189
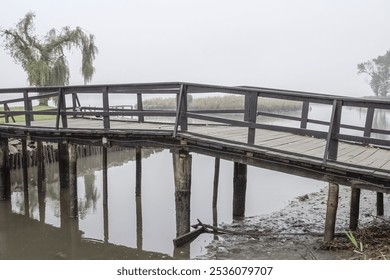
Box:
xmin=172 ymin=150 xmax=192 ymax=237
xmin=324 ymin=182 xmax=339 ymax=242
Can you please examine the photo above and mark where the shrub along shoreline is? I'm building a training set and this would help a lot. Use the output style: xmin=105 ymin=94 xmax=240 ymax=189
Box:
xmin=143 ymin=95 xmax=302 ymax=112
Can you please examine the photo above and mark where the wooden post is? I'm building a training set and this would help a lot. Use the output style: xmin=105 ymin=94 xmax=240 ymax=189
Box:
xmin=349 ymin=187 xmax=361 ymax=231
xmin=324 ymin=182 xmax=339 ymax=242
xmin=137 ymin=93 xmax=144 ymax=123
xmin=22 ymin=139 xmax=28 ymax=191
xmin=212 ymin=158 xmax=220 ymax=208
xmin=179 ymin=85 xmax=188 ymax=132
xmin=102 ymin=87 xmax=110 ymax=130
xmin=0 ymin=137 xmax=10 ymax=200
xmin=300 ymin=101 xmax=310 ymax=129
xmin=102 ymin=146 xmax=109 ymax=242
xmin=324 ymin=100 xmax=342 ymax=162
xmin=245 ymin=92 xmax=258 ymax=145
xmin=135 ymin=147 xmax=142 ymax=196
xmin=363 ymin=107 xmax=375 ymax=142
xmin=23 ymin=91 xmax=32 ymax=126
xmin=68 ymin=143 xmax=78 ymax=218
xmin=58 ymin=143 xmax=70 ymax=189
xmin=103 ymin=147 xmax=108 ymax=207
xmin=233 ymin=162 xmax=247 ymax=220
xmin=172 ymin=150 xmax=192 ymax=237
xmin=136 ymin=196 xmax=143 ymax=250
xmin=377 ymin=192 xmax=384 ymax=216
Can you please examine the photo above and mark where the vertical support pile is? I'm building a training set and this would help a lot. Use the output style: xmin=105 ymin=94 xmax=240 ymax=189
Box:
xmin=233 ymin=162 xmax=247 ymax=220
xmin=173 ymin=150 xmax=192 ymax=237
xmin=377 ymin=192 xmax=384 ymax=216
xmin=324 ymin=182 xmax=339 ymax=242
xmin=137 ymin=93 xmax=144 ymax=123
xmin=244 ymin=92 xmax=258 ymax=145
xmin=349 ymin=188 xmax=361 ymax=231
xmin=212 ymin=158 xmax=220 ymax=208
xmin=0 ymin=137 xmax=11 ymax=200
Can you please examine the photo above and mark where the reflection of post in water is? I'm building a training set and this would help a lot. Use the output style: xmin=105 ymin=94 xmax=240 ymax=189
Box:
xmin=68 ymin=143 xmax=78 ymax=218
xmin=135 ymin=147 xmax=142 ymax=196
xmin=59 ymin=187 xmax=80 ymax=259
xmin=37 ymin=141 xmax=46 ymax=223
xmin=22 ymin=139 xmax=28 ymax=191
xmin=0 ymin=136 xmax=11 ymax=200
xmin=102 ymin=146 xmax=109 ymax=243
xmin=23 ymin=189 xmax=30 ymax=218
xmin=135 ymin=147 xmax=143 ymax=250
xmin=172 ymin=150 xmax=192 ymax=237
xmin=58 ymin=142 xmax=78 ymax=218
xmin=136 ymin=196 xmax=143 ymax=250
xmin=36 ymin=141 xmax=46 ymax=193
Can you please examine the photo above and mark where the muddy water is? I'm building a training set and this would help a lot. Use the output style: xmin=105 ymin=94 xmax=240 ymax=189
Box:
xmin=1 ymin=104 xmax=390 ymax=259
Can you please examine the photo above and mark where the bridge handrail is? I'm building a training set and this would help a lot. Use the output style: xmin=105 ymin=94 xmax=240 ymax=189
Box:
xmin=1 ymin=82 xmax=390 ymax=163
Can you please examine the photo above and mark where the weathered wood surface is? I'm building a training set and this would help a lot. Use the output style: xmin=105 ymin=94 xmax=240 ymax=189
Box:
xmin=3 ymin=118 xmax=390 ymax=192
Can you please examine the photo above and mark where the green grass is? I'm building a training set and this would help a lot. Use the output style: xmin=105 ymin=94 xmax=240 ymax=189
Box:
xmin=0 ymin=105 xmax=57 ymax=124
xmin=143 ymin=95 xmax=302 ymax=112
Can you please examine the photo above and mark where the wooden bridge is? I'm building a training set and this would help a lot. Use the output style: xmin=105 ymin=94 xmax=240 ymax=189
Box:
xmin=1 ymin=82 xmax=390 ymax=242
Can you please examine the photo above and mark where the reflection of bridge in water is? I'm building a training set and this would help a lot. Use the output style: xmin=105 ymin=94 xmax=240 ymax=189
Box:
xmin=0 ymin=200 xmax=172 ymax=260
xmin=1 ymin=82 xmax=390 ymax=256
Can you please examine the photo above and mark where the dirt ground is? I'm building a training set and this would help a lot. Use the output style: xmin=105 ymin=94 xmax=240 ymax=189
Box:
xmin=198 ymin=185 xmax=390 ymax=260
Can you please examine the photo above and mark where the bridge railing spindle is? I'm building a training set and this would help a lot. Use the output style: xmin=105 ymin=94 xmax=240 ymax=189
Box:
xmin=323 ymin=99 xmax=342 ymax=162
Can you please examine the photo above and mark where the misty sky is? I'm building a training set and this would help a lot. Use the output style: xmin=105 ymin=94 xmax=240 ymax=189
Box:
xmin=1 ymin=0 xmax=390 ymax=97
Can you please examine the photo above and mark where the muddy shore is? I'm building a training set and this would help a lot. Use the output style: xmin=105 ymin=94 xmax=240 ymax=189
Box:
xmin=198 ymin=185 xmax=390 ymax=260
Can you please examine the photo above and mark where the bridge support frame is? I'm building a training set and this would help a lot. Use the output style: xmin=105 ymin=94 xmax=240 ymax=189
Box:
xmin=0 ymin=137 xmax=11 ymax=200
xmin=324 ymin=182 xmax=339 ymax=242
xmin=233 ymin=162 xmax=247 ymax=220
xmin=173 ymin=150 xmax=192 ymax=237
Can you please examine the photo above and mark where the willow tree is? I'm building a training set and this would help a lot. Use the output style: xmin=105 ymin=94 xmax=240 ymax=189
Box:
xmin=358 ymin=50 xmax=390 ymax=97
xmin=0 ymin=12 xmax=98 ymax=105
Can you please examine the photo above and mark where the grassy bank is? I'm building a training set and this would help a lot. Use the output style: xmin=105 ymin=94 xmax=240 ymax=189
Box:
xmin=143 ymin=95 xmax=302 ymax=112
xmin=0 ymin=105 xmax=56 ymax=124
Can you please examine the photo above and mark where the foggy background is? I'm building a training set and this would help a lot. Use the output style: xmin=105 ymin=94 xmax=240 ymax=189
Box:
xmin=1 ymin=0 xmax=390 ymax=97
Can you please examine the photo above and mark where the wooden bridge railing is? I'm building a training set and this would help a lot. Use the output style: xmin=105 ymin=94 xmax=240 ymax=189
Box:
xmin=2 ymin=82 xmax=390 ymax=164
